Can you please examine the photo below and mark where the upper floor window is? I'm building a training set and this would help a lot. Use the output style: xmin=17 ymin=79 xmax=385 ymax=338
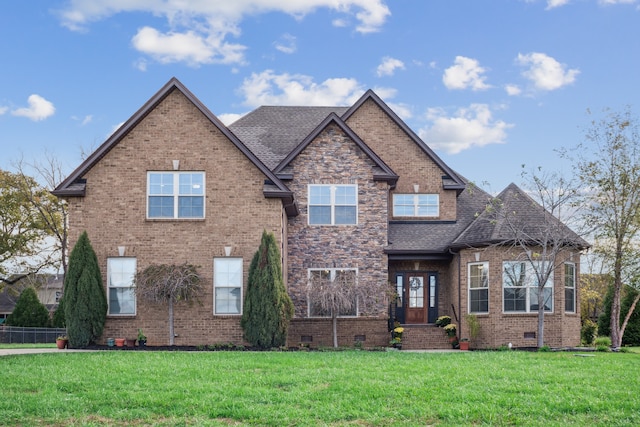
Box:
xmin=468 ymin=262 xmax=489 ymax=313
xmin=308 ymin=184 xmax=357 ymax=225
xmin=147 ymin=172 xmax=205 ymax=219
xmin=393 ymin=194 xmax=439 ymax=217
xmin=214 ymin=258 xmax=243 ymax=315
xmin=564 ymin=263 xmax=576 ymax=313
xmin=107 ymin=257 xmax=136 ymax=315
xmin=502 ymin=261 xmax=553 ymax=313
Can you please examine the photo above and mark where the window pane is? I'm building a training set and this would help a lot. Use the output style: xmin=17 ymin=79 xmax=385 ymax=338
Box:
xmin=334 ymin=206 xmax=356 ymax=224
xmin=470 ymin=289 xmax=488 ymax=313
xmin=408 ymin=276 xmax=424 ymax=308
xmin=149 ymin=196 xmax=174 ymax=218
xmin=335 ymin=185 xmax=356 ymax=205
xmin=179 ymin=173 xmax=204 ymax=195
xmin=530 ymin=287 xmax=553 ymax=312
xmin=565 ymin=288 xmax=575 ymax=312
xmin=309 ymin=186 xmax=331 ymax=205
xmin=503 ymin=262 xmax=526 ymax=287
xmin=309 ymin=206 xmax=331 ymax=224
xmin=149 ymin=173 xmax=173 ymax=195
xmin=109 ymin=288 xmax=136 ymax=315
xmin=504 ymin=288 xmax=527 ymax=312
xmin=393 ymin=195 xmax=414 ymax=216
xmin=108 ymin=258 xmax=136 ymax=315
xmin=215 ymin=288 xmax=241 ymax=314
xmin=469 ymin=263 xmax=488 ymax=288
xmin=178 ymin=196 xmax=204 ymax=218
xmin=417 ymin=194 xmax=438 ymax=216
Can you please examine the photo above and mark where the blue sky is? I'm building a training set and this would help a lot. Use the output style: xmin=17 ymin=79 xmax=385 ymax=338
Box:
xmin=1 ymin=0 xmax=639 ymax=192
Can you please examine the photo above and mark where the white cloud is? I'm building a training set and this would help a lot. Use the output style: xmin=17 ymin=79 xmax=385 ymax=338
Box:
xmin=274 ymin=33 xmax=297 ymax=54
xmin=505 ymin=84 xmax=522 ymax=96
xmin=376 ymin=57 xmax=405 ymax=77
xmin=546 ymin=0 xmax=571 ymax=9
xmin=0 ymin=106 xmax=8 ymax=115
xmin=11 ymin=95 xmax=55 ymax=121
xmin=419 ymin=104 xmax=513 ymax=154
xmin=58 ymin=1 xmax=390 ymax=66
xmin=72 ymin=115 xmax=93 ymax=125
xmin=517 ymin=52 xmax=579 ymax=91
xmin=599 ymin=0 xmax=637 ymax=5
xmin=238 ymin=70 xmax=367 ymax=107
xmin=442 ymin=56 xmax=490 ymax=91
xmin=218 ymin=112 xmax=246 ymax=125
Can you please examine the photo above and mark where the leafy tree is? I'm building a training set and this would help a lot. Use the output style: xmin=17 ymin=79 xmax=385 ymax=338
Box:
xmin=580 ymin=273 xmax=610 ymax=323
xmin=51 ymin=297 xmax=65 ymax=328
xmin=0 ymin=169 xmax=56 ymax=287
xmin=241 ymin=230 xmax=294 ymax=349
xmin=6 ymin=287 xmax=50 ymax=327
xmin=135 ymin=263 xmax=203 ymax=345
xmin=599 ymin=284 xmax=640 ymax=346
xmin=573 ymin=107 xmax=640 ymax=348
xmin=64 ymin=231 xmax=107 ymax=348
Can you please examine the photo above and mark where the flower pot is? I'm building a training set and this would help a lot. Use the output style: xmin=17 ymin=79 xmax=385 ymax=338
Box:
xmin=56 ymin=339 xmax=68 ymax=349
xmin=115 ymin=338 xmax=125 ymax=347
xmin=125 ymin=338 xmax=137 ymax=347
xmin=138 ymin=339 xmax=147 ymax=347
xmin=106 ymin=338 xmax=115 ymax=347
xmin=459 ymin=340 xmax=470 ymax=351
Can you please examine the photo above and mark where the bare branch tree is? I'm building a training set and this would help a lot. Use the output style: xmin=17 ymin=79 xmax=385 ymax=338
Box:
xmin=135 ymin=263 xmax=203 ymax=345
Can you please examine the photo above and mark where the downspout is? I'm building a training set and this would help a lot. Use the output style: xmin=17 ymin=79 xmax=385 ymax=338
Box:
xmin=449 ymin=249 xmax=461 ymax=327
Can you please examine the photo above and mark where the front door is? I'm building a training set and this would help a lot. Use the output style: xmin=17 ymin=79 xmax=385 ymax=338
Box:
xmin=393 ymin=272 xmax=438 ymax=324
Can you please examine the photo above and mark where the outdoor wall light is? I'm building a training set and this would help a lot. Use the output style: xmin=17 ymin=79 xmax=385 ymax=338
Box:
xmin=118 ymin=246 xmax=126 ymax=257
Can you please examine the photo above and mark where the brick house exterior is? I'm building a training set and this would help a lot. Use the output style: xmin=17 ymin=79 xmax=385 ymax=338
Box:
xmin=53 ymin=78 xmax=588 ymax=349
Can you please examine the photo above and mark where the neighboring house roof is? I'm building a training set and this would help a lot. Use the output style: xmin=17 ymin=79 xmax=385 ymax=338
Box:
xmin=273 ymin=112 xmax=398 ymax=187
xmin=52 ymin=77 xmax=299 ymax=216
xmin=451 ymin=183 xmax=590 ymax=250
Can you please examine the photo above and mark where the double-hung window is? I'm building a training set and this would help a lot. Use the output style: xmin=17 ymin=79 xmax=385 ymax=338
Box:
xmin=308 ymin=184 xmax=357 ymax=225
xmin=468 ymin=262 xmax=489 ymax=313
xmin=214 ymin=258 xmax=242 ymax=315
xmin=148 ymin=172 xmax=205 ymax=219
xmin=393 ymin=194 xmax=439 ymax=217
xmin=503 ymin=261 xmax=553 ymax=313
xmin=308 ymin=268 xmax=358 ymax=317
xmin=107 ymin=257 xmax=136 ymax=315
xmin=564 ymin=263 xmax=576 ymax=313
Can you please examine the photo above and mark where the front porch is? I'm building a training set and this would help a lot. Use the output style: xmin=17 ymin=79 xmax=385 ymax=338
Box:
xmin=396 ymin=324 xmax=458 ymax=350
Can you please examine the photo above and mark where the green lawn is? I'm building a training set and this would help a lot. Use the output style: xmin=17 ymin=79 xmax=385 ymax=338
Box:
xmin=1 ymin=350 xmax=639 ymax=426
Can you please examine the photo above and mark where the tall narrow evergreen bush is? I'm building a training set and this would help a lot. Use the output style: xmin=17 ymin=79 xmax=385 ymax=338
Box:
xmin=63 ymin=231 xmax=107 ymax=347
xmin=241 ymin=230 xmax=294 ymax=348
xmin=6 ymin=287 xmax=50 ymax=327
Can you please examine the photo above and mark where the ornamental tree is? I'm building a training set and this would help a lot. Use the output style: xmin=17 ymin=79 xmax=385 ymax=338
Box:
xmin=63 ymin=231 xmax=107 ymax=348
xmin=135 ymin=263 xmax=203 ymax=345
xmin=241 ymin=230 xmax=294 ymax=349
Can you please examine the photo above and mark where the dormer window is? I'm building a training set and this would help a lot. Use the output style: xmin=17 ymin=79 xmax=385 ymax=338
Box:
xmin=393 ymin=194 xmax=439 ymax=217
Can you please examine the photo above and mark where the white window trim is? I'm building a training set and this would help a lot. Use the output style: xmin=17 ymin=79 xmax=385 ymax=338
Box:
xmin=107 ymin=257 xmax=137 ymax=316
xmin=307 ymin=184 xmax=358 ymax=226
xmin=307 ymin=268 xmax=358 ymax=318
xmin=468 ymin=261 xmax=489 ymax=314
xmin=147 ymin=171 xmax=206 ymax=219
xmin=502 ymin=261 xmax=554 ymax=314
xmin=564 ymin=262 xmax=576 ymax=313
xmin=213 ymin=257 xmax=243 ymax=316
xmin=392 ymin=193 xmax=439 ymax=217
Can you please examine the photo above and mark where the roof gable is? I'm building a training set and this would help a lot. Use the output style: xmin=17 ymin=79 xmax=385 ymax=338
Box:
xmin=342 ymin=90 xmax=466 ymax=193
xmin=273 ymin=112 xmax=398 ymax=187
xmin=53 ymin=77 xmax=298 ymax=216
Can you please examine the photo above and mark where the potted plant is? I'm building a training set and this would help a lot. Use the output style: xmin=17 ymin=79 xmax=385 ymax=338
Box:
xmin=443 ymin=323 xmax=458 ymax=348
xmin=435 ymin=315 xmax=452 ymax=328
xmin=137 ymin=329 xmax=147 ymax=347
xmin=390 ymin=326 xmax=404 ymax=349
xmin=56 ymin=335 xmax=68 ymax=349
xmin=463 ymin=313 xmax=481 ymax=350
xmin=459 ymin=338 xmax=470 ymax=351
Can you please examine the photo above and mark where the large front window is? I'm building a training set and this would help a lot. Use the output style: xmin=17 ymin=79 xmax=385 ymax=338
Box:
xmin=107 ymin=257 xmax=136 ymax=315
xmin=214 ymin=258 xmax=242 ymax=315
xmin=308 ymin=184 xmax=357 ymax=225
xmin=393 ymin=194 xmax=439 ymax=217
xmin=308 ymin=268 xmax=357 ymax=317
xmin=565 ymin=263 xmax=576 ymax=313
xmin=147 ymin=172 xmax=205 ymax=219
xmin=503 ymin=261 xmax=553 ymax=313
xmin=468 ymin=262 xmax=489 ymax=313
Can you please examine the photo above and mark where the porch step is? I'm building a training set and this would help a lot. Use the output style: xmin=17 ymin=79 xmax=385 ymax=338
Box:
xmin=400 ymin=324 xmax=454 ymax=350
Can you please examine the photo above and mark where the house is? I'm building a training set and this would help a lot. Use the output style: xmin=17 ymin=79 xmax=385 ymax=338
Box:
xmin=53 ymin=78 xmax=588 ymax=349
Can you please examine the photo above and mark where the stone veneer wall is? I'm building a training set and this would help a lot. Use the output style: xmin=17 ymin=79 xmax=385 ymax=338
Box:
xmin=285 ymin=124 xmax=390 ymax=344
xmin=64 ymin=88 xmax=284 ymax=346
xmin=456 ymin=247 xmax=581 ymax=349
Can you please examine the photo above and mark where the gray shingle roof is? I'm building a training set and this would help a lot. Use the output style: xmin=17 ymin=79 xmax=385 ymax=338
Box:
xmin=229 ymin=106 xmax=349 ymax=170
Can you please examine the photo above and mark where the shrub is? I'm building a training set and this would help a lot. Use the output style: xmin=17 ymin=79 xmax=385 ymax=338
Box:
xmin=64 ymin=231 xmax=107 ymax=348
xmin=581 ymin=319 xmax=598 ymax=346
xmin=538 ymin=345 xmax=551 ymax=352
xmin=6 ymin=287 xmax=50 ymax=327
xmin=594 ymin=336 xmax=612 ymax=351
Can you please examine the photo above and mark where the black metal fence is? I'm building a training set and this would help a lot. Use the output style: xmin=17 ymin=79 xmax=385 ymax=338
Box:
xmin=0 ymin=326 xmax=67 ymax=344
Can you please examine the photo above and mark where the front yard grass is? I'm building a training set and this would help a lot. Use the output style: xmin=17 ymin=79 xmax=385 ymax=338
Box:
xmin=1 ymin=350 xmax=639 ymax=426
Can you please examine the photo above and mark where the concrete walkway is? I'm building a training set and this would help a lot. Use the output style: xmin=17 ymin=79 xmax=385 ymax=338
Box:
xmin=0 ymin=348 xmax=94 ymax=356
